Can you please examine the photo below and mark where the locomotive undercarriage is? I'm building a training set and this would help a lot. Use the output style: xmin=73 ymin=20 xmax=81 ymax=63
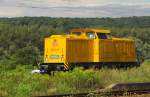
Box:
xmin=39 ymin=62 xmax=140 ymax=73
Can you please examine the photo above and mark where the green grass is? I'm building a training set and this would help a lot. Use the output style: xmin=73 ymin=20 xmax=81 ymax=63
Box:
xmin=0 ymin=60 xmax=150 ymax=97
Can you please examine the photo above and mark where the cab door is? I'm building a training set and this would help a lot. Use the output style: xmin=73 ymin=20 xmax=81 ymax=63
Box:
xmin=96 ymin=33 xmax=115 ymax=62
xmin=85 ymin=32 xmax=99 ymax=62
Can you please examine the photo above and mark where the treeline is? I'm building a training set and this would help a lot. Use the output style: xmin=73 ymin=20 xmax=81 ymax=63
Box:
xmin=0 ymin=16 xmax=150 ymax=69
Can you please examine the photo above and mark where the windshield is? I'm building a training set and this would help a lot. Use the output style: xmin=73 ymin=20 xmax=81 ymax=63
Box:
xmin=97 ymin=33 xmax=111 ymax=39
xmin=86 ymin=32 xmax=96 ymax=39
xmin=72 ymin=32 xmax=81 ymax=36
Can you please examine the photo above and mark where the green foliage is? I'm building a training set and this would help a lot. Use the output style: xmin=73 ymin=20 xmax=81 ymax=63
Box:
xmin=0 ymin=61 xmax=150 ymax=97
xmin=53 ymin=68 xmax=101 ymax=94
xmin=13 ymin=45 xmax=41 ymax=65
xmin=0 ymin=66 xmax=54 ymax=97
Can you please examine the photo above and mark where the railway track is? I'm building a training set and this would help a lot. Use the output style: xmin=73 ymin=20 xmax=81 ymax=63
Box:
xmin=35 ymin=82 xmax=150 ymax=97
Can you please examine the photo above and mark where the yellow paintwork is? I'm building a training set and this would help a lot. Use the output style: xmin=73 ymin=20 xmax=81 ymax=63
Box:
xmin=44 ymin=28 xmax=137 ymax=70
xmin=44 ymin=36 xmax=66 ymax=63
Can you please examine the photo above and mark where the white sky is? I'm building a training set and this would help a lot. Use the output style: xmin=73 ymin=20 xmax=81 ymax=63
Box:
xmin=0 ymin=0 xmax=150 ymax=17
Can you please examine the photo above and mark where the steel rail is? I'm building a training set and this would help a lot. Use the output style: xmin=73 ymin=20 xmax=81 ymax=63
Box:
xmin=35 ymin=82 xmax=150 ymax=97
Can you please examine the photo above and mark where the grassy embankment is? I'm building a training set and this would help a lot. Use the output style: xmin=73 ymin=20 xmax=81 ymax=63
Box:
xmin=0 ymin=60 xmax=150 ymax=97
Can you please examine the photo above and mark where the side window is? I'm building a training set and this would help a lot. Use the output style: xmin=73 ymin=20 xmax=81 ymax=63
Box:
xmin=72 ymin=32 xmax=81 ymax=36
xmin=86 ymin=32 xmax=96 ymax=39
xmin=97 ymin=33 xmax=110 ymax=39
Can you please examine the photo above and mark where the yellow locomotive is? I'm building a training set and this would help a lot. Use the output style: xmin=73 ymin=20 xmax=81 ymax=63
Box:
xmin=40 ymin=28 xmax=139 ymax=72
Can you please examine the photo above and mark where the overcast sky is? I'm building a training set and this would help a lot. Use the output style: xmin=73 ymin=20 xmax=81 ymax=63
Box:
xmin=0 ymin=0 xmax=150 ymax=17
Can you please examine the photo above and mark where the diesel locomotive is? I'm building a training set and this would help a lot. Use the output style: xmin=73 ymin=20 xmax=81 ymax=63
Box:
xmin=39 ymin=28 xmax=140 ymax=72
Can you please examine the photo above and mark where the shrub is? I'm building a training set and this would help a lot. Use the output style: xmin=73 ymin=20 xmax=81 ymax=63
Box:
xmin=0 ymin=60 xmax=150 ymax=97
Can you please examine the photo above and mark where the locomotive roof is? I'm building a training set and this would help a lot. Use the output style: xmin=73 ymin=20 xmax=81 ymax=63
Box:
xmin=71 ymin=28 xmax=111 ymax=33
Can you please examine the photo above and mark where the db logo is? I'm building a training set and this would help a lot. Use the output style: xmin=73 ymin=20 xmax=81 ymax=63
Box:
xmin=53 ymin=39 xmax=58 ymax=47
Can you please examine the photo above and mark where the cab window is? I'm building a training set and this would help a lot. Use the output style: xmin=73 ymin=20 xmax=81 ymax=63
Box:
xmin=86 ymin=32 xmax=96 ymax=39
xmin=97 ymin=33 xmax=111 ymax=39
xmin=72 ymin=32 xmax=81 ymax=36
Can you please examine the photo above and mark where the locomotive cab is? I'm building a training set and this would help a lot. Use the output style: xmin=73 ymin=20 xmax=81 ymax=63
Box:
xmin=71 ymin=28 xmax=112 ymax=40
